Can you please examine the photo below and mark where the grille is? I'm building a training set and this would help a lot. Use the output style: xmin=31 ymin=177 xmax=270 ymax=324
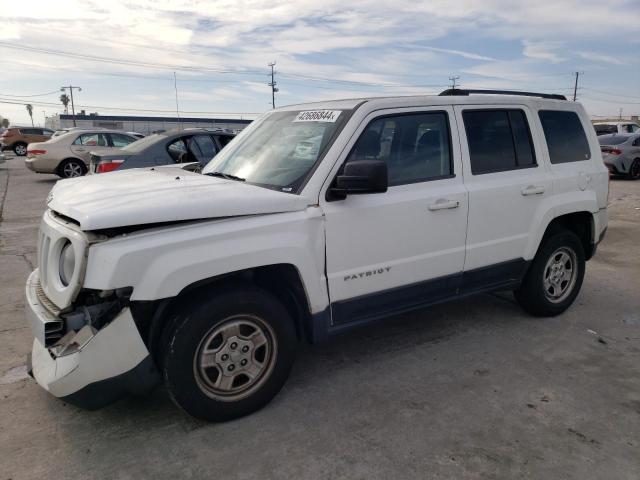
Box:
xmin=35 ymin=280 xmax=65 ymax=346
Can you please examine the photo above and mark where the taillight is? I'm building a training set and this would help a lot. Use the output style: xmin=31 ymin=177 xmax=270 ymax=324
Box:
xmin=601 ymin=147 xmax=622 ymax=155
xmin=96 ymin=159 xmax=124 ymax=173
xmin=28 ymin=149 xmax=47 ymax=155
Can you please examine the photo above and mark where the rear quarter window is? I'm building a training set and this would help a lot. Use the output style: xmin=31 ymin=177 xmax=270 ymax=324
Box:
xmin=539 ymin=110 xmax=591 ymax=164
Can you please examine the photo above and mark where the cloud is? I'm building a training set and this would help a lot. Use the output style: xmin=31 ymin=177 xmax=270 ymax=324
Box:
xmin=522 ymin=41 xmax=565 ymax=63
xmin=1 ymin=0 xmax=639 ymax=123
xmin=576 ymin=51 xmax=628 ymax=66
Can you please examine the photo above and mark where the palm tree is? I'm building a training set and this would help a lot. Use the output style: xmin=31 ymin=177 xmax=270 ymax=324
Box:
xmin=26 ymin=104 xmax=34 ymax=126
xmin=60 ymin=94 xmax=70 ymax=114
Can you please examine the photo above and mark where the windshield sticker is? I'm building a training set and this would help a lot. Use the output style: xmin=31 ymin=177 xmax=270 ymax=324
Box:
xmin=293 ymin=110 xmax=341 ymax=123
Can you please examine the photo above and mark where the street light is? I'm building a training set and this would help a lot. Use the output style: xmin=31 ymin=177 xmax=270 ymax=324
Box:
xmin=60 ymin=85 xmax=82 ymax=127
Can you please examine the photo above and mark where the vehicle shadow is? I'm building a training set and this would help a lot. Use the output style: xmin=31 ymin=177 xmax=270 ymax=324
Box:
xmin=54 ymin=291 xmax=527 ymax=438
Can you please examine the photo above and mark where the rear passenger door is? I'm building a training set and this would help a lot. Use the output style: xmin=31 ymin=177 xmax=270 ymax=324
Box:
xmin=70 ymin=133 xmax=109 ymax=163
xmin=455 ymin=105 xmax=552 ymax=291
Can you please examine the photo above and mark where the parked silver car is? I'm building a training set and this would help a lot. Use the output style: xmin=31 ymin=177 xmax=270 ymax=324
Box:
xmin=598 ymin=133 xmax=640 ymax=179
xmin=593 ymin=122 xmax=640 ymax=136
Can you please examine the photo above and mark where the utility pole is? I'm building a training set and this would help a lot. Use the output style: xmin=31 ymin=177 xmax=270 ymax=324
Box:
xmin=572 ymin=72 xmax=580 ymax=101
xmin=619 ymin=108 xmax=623 ymax=120
xmin=60 ymin=85 xmax=82 ymax=126
xmin=268 ymin=62 xmax=278 ymax=109
xmin=449 ymin=76 xmax=460 ymax=89
xmin=42 ymin=110 xmax=46 ymax=128
xmin=173 ymin=72 xmax=181 ymax=130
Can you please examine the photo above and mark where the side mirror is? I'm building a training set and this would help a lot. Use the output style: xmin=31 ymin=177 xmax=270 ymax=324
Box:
xmin=331 ymin=160 xmax=388 ymax=197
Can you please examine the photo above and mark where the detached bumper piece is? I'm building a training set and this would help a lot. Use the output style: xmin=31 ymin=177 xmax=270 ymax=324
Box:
xmin=25 ymin=271 xmax=160 ymax=409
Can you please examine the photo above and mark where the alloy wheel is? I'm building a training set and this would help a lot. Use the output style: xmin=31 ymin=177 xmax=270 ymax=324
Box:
xmin=63 ymin=162 xmax=83 ymax=178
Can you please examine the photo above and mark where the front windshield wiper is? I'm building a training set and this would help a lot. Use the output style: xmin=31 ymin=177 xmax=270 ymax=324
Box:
xmin=204 ymin=171 xmax=245 ymax=182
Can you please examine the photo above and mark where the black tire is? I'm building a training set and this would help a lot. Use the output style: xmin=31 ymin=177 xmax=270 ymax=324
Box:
xmin=628 ymin=158 xmax=640 ymax=180
xmin=515 ymin=229 xmax=585 ymax=317
xmin=160 ymin=285 xmax=297 ymax=422
xmin=57 ymin=158 xmax=86 ymax=178
xmin=13 ymin=142 xmax=27 ymax=156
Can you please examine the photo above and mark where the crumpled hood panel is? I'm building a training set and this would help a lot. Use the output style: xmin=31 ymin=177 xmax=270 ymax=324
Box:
xmin=47 ymin=168 xmax=309 ymax=230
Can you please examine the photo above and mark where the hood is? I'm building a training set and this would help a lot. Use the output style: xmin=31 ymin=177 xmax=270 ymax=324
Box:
xmin=47 ymin=168 xmax=310 ymax=230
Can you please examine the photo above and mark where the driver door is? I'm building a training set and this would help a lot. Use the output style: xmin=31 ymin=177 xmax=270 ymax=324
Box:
xmin=321 ymin=107 xmax=468 ymax=326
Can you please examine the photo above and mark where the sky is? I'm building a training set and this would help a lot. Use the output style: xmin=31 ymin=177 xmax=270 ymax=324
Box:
xmin=0 ymin=0 xmax=639 ymax=126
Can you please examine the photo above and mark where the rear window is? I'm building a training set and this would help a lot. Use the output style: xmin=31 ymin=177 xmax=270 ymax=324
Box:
xmin=594 ymin=124 xmax=617 ymax=135
xmin=598 ymin=135 xmax=630 ymax=146
xmin=539 ymin=110 xmax=591 ymax=164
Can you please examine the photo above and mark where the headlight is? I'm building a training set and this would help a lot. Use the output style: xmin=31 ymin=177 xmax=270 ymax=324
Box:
xmin=59 ymin=241 xmax=76 ymax=286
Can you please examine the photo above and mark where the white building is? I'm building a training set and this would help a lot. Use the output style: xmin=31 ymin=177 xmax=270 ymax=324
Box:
xmin=46 ymin=113 xmax=253 ymax=135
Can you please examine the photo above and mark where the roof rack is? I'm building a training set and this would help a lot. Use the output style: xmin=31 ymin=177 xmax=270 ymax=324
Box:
xmin=439 ymin=88 xmax=567 ymax=101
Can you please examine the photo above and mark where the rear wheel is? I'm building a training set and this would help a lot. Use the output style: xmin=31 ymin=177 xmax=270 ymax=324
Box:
xmin=13 ymin=143 xmax=27 ymax=156
xmin=160 ymin=285 xmax=296 ymax=422
xmin=57 ymin=159 xmax=86 ymax=178
xmin=628 ymin=158 xmax=640 ymax=180
xmin=515 ymin=229 xmax=585 ymax=316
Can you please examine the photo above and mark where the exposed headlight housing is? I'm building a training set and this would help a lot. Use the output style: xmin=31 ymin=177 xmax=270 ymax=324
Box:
xmin=59 ymin=241 xmax=76 ymax=286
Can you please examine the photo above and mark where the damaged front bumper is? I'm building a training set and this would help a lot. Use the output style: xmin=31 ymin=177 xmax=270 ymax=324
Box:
xmin=25 ymin=270 xmax=160 ymax=409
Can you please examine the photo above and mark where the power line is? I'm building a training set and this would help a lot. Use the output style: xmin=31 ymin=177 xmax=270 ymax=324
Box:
xmin=582 ymin=88 xmax=640 ymax=101
xmin=0 ymin=98 xmax=261 ymax=115
xmin=0 ymin=89 xmax=60 ymax=98
xmin=0 ymin=41 xmax=267 ymax=76
xmin=581 ymin=96 xmax=640 ymax=105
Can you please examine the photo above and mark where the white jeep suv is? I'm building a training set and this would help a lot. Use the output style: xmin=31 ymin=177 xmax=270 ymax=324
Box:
xmin=25 ymin=90 xmax=608 ymax=421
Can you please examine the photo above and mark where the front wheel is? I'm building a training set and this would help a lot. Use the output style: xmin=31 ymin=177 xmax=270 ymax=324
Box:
xmin=160 ymin=285 xmax=297 ymax=422
xmin=515 ymin=229 xmax=585 ymax=316
xmin=628 ymin=158 xmax=640 ymax=180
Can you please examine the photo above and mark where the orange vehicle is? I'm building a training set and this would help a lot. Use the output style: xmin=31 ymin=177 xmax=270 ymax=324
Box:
xmin=0 ymin=127 xmax=55 ymax=156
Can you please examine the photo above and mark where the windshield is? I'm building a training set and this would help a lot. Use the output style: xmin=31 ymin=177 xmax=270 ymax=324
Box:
xmin=202 ymin=109 xmax=350 ymax=191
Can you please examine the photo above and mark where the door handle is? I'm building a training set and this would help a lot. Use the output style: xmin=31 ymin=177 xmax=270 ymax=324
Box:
xmin=75 ymin=148 xmax=86 ymax=152
xmin=428 ymin=199 xmax=460 ymax=211
xmin=521 ymin=185 xmax=545 ymax=196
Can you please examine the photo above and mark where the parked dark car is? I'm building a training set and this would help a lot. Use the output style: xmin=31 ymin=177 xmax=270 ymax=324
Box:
xmin=89 ymin=128 xmax=236 ymax=174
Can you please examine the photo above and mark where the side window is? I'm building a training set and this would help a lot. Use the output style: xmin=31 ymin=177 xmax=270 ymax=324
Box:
xmin=463 ymin=109 xmax=537 ymax=174
xmin=43 ymin=129 xmax=54 ymax=136
xmin=110 ymin=133 xmax=135 ymax=147
xmin=218 ymin=135 xmax=234 ymax=147
xmin=347 ymin=111 xmax=453 ymax=186
xmin=633 ymin=137 xmax=640 ymax=147
xmin=20 ymin=128 xmax=37 ymax=135
xmin=539 ymin=110 xmax=591 ymax=164
xmin=73 ymin=133 xmax=108 ymax=146
xmin=192 ymin=135 xmax=217 ymax=162
xmin=167 ymin=138 xmax=188 ymax=162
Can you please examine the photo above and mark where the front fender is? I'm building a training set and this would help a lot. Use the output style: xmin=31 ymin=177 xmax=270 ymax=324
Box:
xmin=83 ymin=209 xmax=329 ymax=313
